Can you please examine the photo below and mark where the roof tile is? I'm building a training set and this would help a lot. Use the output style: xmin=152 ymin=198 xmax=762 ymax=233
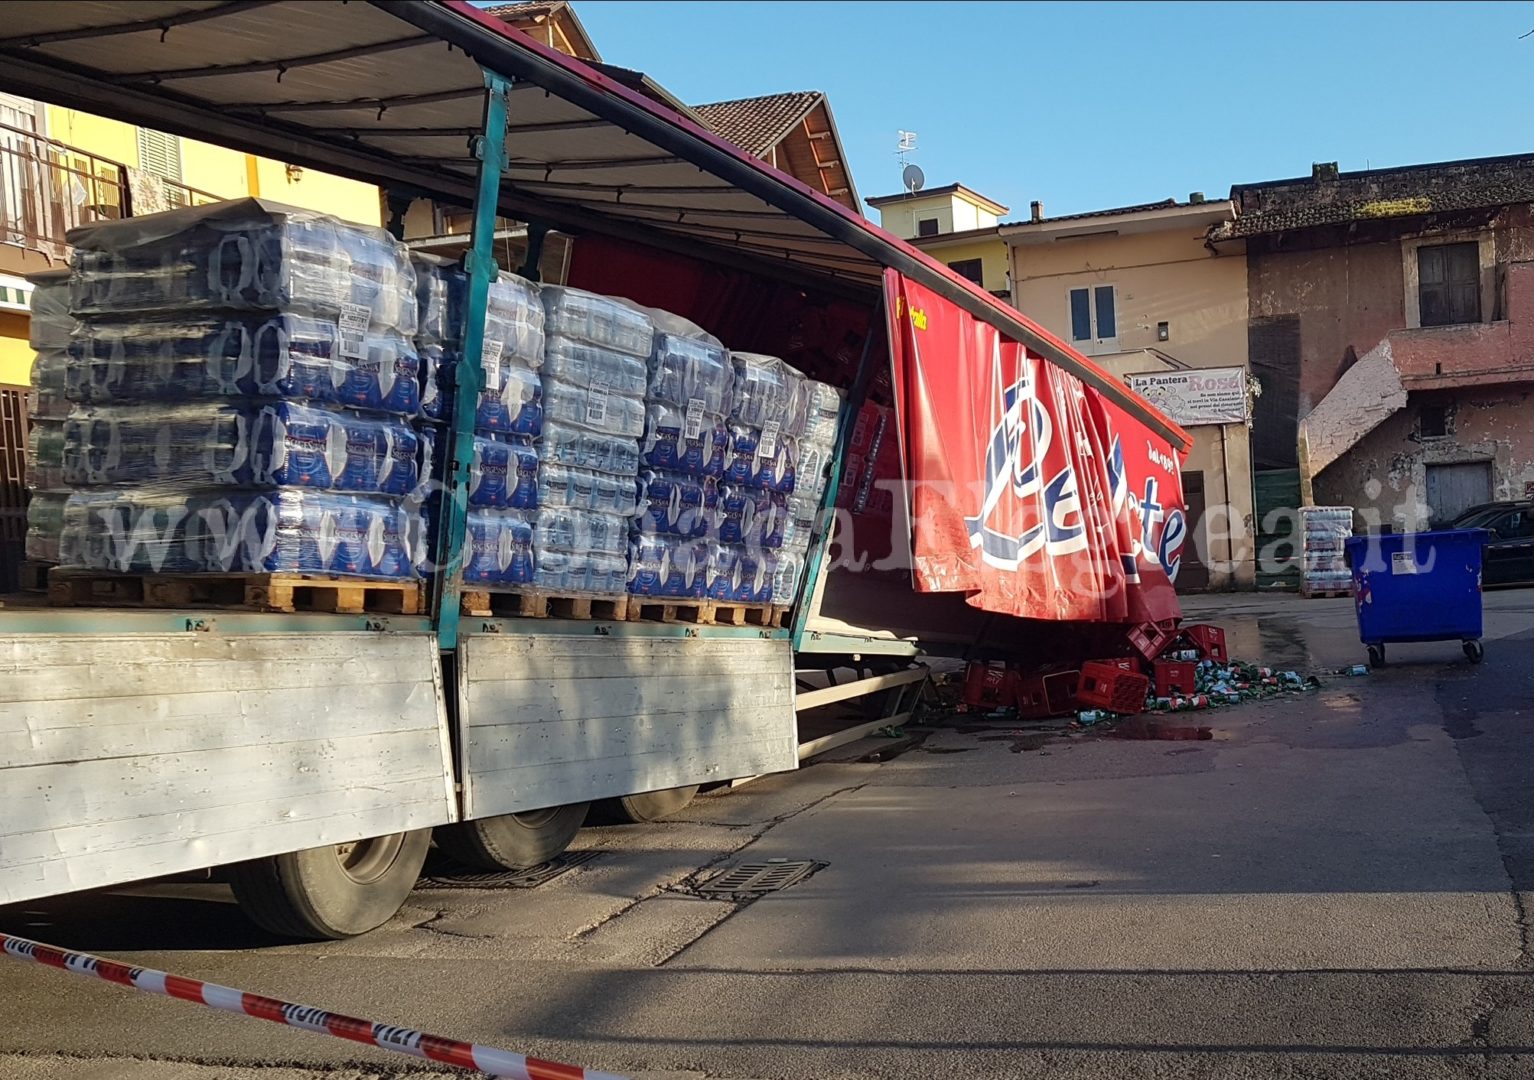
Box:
xmin=691 ymin=91 xmax=823 ymax=158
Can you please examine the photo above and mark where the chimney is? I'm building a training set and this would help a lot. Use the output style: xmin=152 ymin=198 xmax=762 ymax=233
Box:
xmin=1188 ymin=191 xmax=1206 ymax=204
xmin=1029 ymin=200 xmax=1043 ymax=223
xmin=1312 ymin=162 xmax=1339 ymax=182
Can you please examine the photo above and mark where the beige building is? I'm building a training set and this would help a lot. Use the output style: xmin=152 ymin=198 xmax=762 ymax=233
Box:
xmin=867 ymin=183 xmax=1010 ymax=299
xmin=1002 ymin=197 xmax=1256 ymax=590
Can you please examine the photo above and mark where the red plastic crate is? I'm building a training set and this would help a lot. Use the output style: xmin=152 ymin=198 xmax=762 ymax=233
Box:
xmin=1016 ymin=669 xmax=1079 ymax=718
xmin=1127 ymin=619 xmax=1179 ymax=662
xmin=1153 ymin=659 xmax=1198 ymax=696
xmin=1075 ymin=660 xmax=1150 ymax=714
xmin=962 ymin=662 xmax=1017 ymax=708
xmin=1182 ymin=623 xmax=1228 ymax=662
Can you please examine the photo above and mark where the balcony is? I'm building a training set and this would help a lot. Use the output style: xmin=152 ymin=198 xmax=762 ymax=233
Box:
xmin=0 ymin=120 xmax=218 ymax=265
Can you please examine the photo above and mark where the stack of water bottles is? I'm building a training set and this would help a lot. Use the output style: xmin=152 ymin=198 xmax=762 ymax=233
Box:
xmin=628 ymin=313 xmax=732 ymax=601
xmin=701 ymin=353 xmax=841 ymax=608
xmin=413 ymin=259 xmax=548 ymax=588
xmin=772 ymin=372 xmax=842 ymax=606
xmin=45 ymin=198 xmax=424 ymax=578
xmin=533 ymin=286 xmax=651 ymax=597
xmin=23 ymin=270 xmax=73 ymax=565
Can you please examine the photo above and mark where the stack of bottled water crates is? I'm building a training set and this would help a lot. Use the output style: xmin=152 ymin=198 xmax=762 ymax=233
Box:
xmin=627 ymin=313 xmax=733 ymax=601
xmin=47 ymin=199 xmax=424 ymax=578
xmin=704 ymin=353 xmax=804 ymax=607
xmin=534 ymin=286 xmax=651 ymax=598
xmin=23 ymin=270 xmax=73 ymax=566
xmin=771 ymin=374 xmax=842 ymax=606
xmin=412 ymin=259 xmax=548 ymax=588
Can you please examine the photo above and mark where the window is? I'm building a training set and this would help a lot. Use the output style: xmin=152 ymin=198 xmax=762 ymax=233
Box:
xmin=948 ymin=258 xmax=983 ymax=286
xmin=1488 ymin=511 xmax=1534 ymax=540
xmin=1417 ymin=242 xmax=1480 ymax=327
xmin=1419 ymin=405 xmax=1449 ymax=438
xmin=916 ymin=217 xmax=939 ymax=237
xmin=1068 ymin=284 xmax=1117 ymax=352
xmin=135 ymin=127 xmax=183 ymax=183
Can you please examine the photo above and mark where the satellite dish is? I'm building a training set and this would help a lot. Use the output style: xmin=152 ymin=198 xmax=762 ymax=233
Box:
xmin=902 ymin=163 xmax=925 ymax=194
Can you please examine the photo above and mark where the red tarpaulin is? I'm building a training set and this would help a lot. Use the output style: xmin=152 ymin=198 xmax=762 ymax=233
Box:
xmin=886 ymin=271 xmax=1187 ymax=625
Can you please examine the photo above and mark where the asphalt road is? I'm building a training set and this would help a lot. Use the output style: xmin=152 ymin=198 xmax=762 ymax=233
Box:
xmin=4 ymin=590 xmax=1534 ymax=1080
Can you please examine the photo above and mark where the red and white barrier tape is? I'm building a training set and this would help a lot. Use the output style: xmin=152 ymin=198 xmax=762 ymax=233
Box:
xmin=0 ymin=933 xmax=627 ymax=1080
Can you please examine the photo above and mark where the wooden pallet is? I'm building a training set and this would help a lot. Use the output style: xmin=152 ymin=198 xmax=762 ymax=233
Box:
xmin=460 ymin=587 xmax=629 ymax=621
xmin=47 ymin=569 xmax=422 ymax=615
xmin=18 ymin=560 xmax=53 ymax=593
xmin=1301 ymin=587 xmax=1352 ymax=599
xmin=625 ymin=598 xmax=788 ymax=627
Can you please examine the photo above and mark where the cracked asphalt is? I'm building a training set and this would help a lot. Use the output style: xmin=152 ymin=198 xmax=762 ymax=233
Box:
xmin=3 ymin=590 xmax=1534 ymax=1080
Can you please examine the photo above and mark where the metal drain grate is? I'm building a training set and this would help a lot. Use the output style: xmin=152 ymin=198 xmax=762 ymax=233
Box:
xmin=695 ymin=859 xmax=819 ymax=897
xmin=417 ymin=850 xmax=601 ymax=890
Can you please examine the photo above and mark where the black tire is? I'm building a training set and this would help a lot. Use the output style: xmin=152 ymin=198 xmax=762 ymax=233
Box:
xmin=227 ymin=829 xmax=431 ymax=941
xmin=433 ymin=803 xmax=589 ymax=871
xmin=591 ymin=785 xmax=700 ymax=825
xmin=1367 ymin=645 xmax=1385 ymax=668
xmin=1464 ymin=639 xmax=1485 ymax=664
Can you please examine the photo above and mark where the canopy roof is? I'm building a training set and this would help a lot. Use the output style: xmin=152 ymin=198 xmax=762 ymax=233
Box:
xmin=0 ymin=0 xmax=1187 ymax=449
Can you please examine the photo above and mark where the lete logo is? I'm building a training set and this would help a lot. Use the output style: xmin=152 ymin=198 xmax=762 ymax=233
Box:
xmin=1107 ymin=435 xmax=1186 ymax=584
xmin=963 ymin=348 xmax=1087 ymax=569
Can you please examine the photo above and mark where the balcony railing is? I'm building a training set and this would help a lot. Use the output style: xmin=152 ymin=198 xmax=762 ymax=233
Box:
xmin=0 ymin=120 xmax=218 ymax=260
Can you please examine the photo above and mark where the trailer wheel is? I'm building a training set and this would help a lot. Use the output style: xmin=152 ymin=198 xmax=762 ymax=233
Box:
xmin=227 ymin=829 xmax=431 ymax=940
xmin=433 ymin=803 xmax=589 ymax=871
xmin=592 ymin=785 xmax=700 ymax=825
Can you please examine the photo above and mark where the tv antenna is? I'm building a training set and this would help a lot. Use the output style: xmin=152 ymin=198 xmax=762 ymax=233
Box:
xmin=896 ymin=131 xmax=923 ymax=193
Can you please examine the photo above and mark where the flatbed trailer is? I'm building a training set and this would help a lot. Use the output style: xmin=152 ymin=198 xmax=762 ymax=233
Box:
xmin=0 ymin=0 xmax=1190 ymax=939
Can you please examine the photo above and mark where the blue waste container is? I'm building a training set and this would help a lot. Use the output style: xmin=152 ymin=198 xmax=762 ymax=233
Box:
xmin=1344 ymin=529 xmax=1487 ymax=667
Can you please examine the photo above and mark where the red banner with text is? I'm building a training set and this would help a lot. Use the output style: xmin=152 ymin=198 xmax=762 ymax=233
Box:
xmin=885 ymin=271 xmax=1187 ymax=625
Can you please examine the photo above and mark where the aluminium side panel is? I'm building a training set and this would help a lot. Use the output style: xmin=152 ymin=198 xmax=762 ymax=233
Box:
xmin=0 ymin=632 xmax=455 ymax=905
xmin=458 ymin=635 xmax=797 ymax=817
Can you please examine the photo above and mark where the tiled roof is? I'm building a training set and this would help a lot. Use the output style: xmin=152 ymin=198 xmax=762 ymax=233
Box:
xmin=481 ymin=2 xmax=562 ymax=18
xmin=1003 ymin=198 xmax=1179 ymax=228
xmin=1214 ymin=154 xmax=1534 ymax=239
xmin=692 ymin=91 xmax=823 ymax=158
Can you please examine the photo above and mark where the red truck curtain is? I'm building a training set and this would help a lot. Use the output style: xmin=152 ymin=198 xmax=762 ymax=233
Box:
xmin=885 ymin=270 xmax=1186 ymax=625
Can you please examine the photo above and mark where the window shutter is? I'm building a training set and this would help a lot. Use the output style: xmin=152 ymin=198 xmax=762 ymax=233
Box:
xmin=136 ymin=128 xmax=183 ymax=182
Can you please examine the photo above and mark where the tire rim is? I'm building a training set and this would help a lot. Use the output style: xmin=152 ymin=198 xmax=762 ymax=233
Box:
xmin=511 ymin=807 xmax=561 ymax=828
xmin=333 ymin=834 xmax=405 ymax=885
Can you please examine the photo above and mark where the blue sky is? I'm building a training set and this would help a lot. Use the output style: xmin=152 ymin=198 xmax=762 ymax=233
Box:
xmin=531 ymin=1 xmax=1534 ymax=222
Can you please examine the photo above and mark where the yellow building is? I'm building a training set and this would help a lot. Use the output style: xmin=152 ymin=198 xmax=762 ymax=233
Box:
xmin=1003 ymin=196 xmax=1257 ymax=591
xmin=866 ymin=183 xmax=1011 ymax=300
xmin=0 ymin=95 xmax=382 ymax=386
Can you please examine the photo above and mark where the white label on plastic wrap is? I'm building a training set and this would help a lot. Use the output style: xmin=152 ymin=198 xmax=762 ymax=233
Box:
xmin=684 ymin=397 xmax=706 ymax=440
xmin=586 ymin=385 xmax=609 ymax=425
xmin=757 ymin=419 xmax=781 ymax=459
xmin=338 ymin=303 xmax=370 ymax=360
xmin=1391 ymin=551 xmax=1418 ymax=575
xmin=481 ymin=338 xmax=504 ymax=391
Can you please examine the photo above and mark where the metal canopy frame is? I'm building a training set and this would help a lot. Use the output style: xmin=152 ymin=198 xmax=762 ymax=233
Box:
xmin=0 ymin=0 xmax=1187 ymax=449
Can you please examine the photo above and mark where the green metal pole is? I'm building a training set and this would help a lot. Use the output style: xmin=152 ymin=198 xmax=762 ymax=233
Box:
xmin=790 ymin=297 xmax=885 ymax=650
xmin=433 ymin=70 xmax=511 ymax=652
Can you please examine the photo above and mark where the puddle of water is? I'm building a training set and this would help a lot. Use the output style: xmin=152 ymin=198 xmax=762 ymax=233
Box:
xmin=1442 ymin=707 xmax=1483 ymax=740
xmin=1110 ymin=718 xmax=1216 ymax=741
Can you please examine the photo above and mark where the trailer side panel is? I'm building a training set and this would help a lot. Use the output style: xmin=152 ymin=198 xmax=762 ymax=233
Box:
xmin=458 ymin=635 xmax=797 ymax=816
xmin=0 ymin=632 xmax=454 ymax=906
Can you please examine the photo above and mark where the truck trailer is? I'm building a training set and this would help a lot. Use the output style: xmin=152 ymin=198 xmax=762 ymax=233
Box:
xmin=0 ymin=0 xmax=1191 ymax=940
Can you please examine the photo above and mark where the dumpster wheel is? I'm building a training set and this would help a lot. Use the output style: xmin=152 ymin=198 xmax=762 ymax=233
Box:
xmin=1367 ymin=645 xmax=1385 ymax=668
xmin=1463 ymin=640 xmax=1485 ymax=664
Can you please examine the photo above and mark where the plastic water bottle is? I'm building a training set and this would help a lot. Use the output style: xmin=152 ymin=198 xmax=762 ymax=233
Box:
xmin=627 ymin=534 xmax=707 ymax=598
xmin=467 ymin=435 xmax=539 ymax=509
xmin=541 ymin=286 xmax=654 ymax=358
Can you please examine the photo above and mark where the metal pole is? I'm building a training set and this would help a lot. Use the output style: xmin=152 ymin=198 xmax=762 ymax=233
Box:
xmin=790 ymin=296 xmax=885 ymax=649
xmin=432 ymin=70 xmax=511 ymax=652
